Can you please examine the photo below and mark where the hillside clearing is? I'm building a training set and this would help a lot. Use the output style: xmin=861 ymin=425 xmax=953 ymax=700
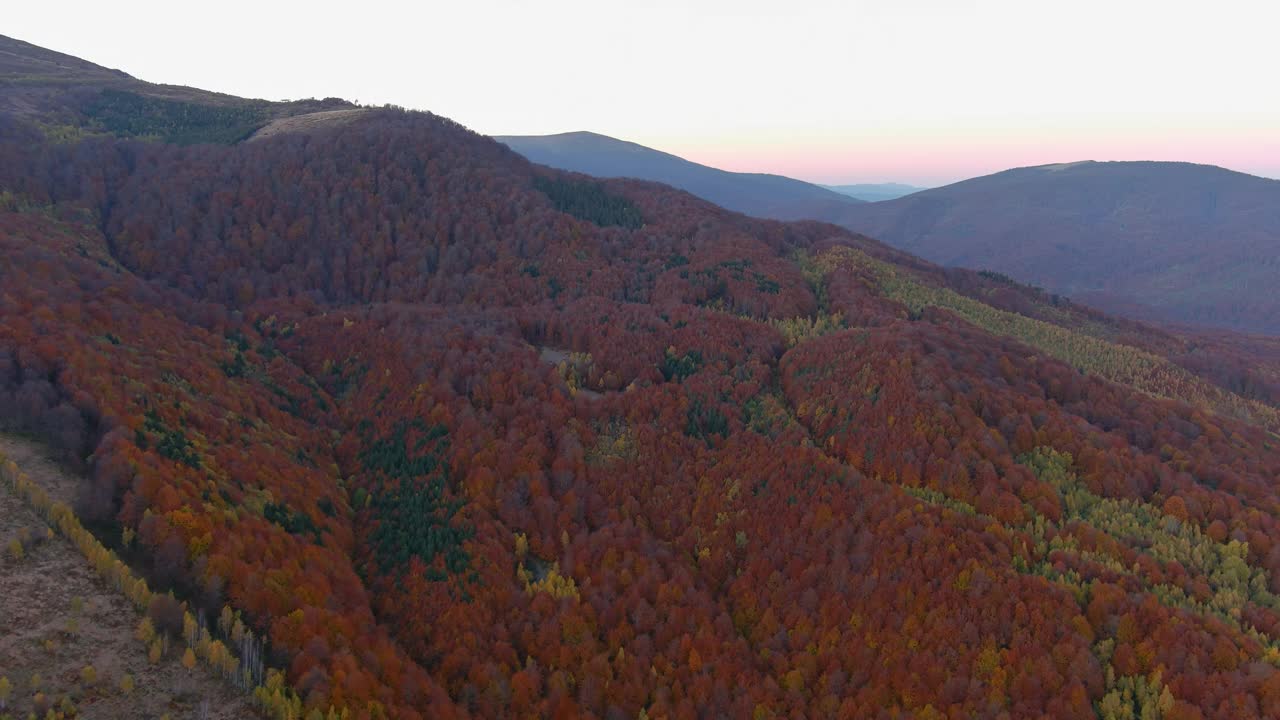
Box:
xmin=248 ymin=108 xmax=368 ymax=141
xmin=0 ymin=434 xmax=255 ymax=720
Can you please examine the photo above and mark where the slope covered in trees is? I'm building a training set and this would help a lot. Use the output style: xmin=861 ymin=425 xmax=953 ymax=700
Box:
xmin=4 ymin=38 xmax=1280 ymax=720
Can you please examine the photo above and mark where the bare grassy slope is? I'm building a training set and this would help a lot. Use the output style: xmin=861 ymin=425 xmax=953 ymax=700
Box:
xmin=0 ymin=435 xmax=254 ymax=720
xmin=248 ymin=108 xmax=369 ymax=141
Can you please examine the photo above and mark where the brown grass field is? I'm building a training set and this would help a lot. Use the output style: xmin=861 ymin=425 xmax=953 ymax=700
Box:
xmin=0 ymin=435 xmax=255 ymax=720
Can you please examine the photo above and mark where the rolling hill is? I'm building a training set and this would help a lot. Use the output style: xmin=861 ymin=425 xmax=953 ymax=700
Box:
xmin=4 ymin=35 xmax=1280 ymax=720
xmin=495 ymin=130 xmax=866 ymax=221
xmin=832 ymin=161 xmax=1280 ymax=334
xmin=0 ymin=33 xmax=354 ymax=143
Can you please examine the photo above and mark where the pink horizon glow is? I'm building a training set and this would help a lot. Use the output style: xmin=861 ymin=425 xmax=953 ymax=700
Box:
xmin=8 ymin=3 xmax=1280 ymax=191
xmin=661 ymin=131 xmax=1280 ymax=188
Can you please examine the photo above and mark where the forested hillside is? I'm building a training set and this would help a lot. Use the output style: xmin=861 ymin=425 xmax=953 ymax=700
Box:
xmin=4 ymin=37 xmax=1280 ymax=720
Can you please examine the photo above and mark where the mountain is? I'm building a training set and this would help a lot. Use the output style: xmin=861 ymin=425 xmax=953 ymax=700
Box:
xmin=495 ymin=130 xmax=866 ymax=221
xmin=502 ymin=127 xmax=1280 ymax=335
xmin=0 ymin=33 xmax=355 ymax=143
xmin=832 ymin=161 xmax=1280 ymax=334
xmin=823 ymin=182 xmax=925 ymax=201
xmin=5 ymin=36 xmax=1280 ymax=720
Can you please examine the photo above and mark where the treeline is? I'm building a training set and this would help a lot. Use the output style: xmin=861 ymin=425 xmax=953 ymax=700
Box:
xmin=82 ymin=89 xmax=269 ymax=145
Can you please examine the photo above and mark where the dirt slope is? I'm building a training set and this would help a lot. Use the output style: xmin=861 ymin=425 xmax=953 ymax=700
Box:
xmin=0 ymin=435 xmax=255 ymax=720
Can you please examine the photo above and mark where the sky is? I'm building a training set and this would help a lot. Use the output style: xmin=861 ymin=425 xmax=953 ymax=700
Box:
xmin=8 ymin=0 xmax=1279 ymax=186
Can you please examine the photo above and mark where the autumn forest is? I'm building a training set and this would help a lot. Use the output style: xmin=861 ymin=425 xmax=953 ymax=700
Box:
xmin=3 ymin=34 xmax=1280 ymax=720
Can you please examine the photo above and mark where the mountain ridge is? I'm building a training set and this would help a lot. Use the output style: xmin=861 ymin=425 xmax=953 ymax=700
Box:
xmin=831 ymin=159 xmax=1280 ymax=334
xmin=496 ymin=129 xmax=867 ymax=221
xmin=0 ymin=32 xmax=355 ymax=138
xmin=502 ymin=125 xmax=1280 ymax=335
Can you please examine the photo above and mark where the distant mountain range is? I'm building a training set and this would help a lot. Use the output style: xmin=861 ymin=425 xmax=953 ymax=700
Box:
xmin=502 ymin=130 xmax=1280 ymax=335
xmin=823 ymin=183 xmax=925 ymax=202
xmin=495 ymin=131 xmax=866 ymax=221
xmin=833 ymin=161 xmax=1280 ymax=335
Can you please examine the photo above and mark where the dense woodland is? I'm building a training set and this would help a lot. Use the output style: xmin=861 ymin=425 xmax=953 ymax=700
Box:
xmin=4 ymin=77 xmax=1280 ymax=720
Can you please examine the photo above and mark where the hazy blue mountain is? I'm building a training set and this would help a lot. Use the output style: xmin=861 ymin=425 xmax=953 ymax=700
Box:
xmin=823 ymin=183 xmax=926 ymax=201
xmin=495 ymin=131 xmax=865 ymax=221
xmin=831 ymin=161 xmax=1280 ymax=334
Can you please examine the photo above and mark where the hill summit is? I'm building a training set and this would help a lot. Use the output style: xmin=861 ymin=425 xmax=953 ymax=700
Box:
xmin=832 ymin=160 xmax=1280 ymax=334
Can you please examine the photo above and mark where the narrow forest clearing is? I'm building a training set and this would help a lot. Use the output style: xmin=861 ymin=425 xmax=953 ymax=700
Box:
xmin=0 ymin=434 xmax=255 ymax=720
xmin=539 ymin=345 xmax=604 ymax=399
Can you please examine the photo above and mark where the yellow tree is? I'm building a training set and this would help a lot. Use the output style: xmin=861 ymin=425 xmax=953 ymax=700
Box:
xmin=149 ymin=638 xmax=164 ymax=665
xmin=136 ymin=617 xmax=156 ymax=645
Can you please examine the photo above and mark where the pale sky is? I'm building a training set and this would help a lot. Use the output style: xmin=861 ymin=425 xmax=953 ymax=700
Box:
xmin=8 ymin=0 xmax=1279 ymax=186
